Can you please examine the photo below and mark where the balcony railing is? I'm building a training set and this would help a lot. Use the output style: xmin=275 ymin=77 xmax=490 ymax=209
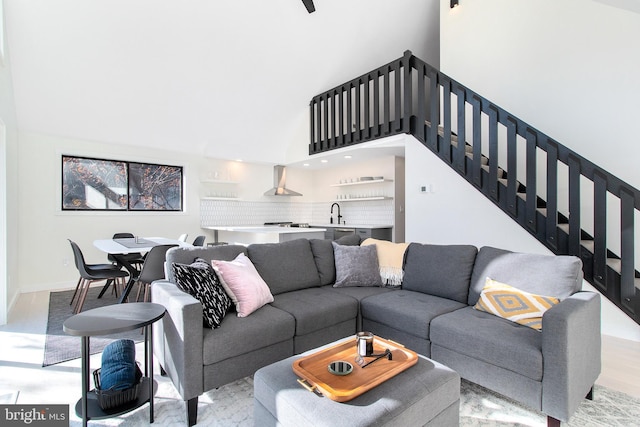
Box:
xmin=309 ymin=50 xmax=640 ymax=324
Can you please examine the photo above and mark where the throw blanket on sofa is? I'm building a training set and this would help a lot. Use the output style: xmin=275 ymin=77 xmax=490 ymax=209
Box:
xmin=361 ymin=238 xmax=409 ymax=286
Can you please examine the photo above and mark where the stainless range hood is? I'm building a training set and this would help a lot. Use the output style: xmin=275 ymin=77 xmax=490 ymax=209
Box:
xmin=264 ymin=165 xmax=302 ymax=196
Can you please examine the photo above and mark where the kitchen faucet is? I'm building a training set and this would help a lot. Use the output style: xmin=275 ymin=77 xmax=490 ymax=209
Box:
xmin=330 ymin=202 xmax=342 ymax=224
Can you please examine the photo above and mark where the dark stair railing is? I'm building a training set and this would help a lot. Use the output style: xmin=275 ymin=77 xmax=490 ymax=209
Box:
xmin=309 ymin=50 xmax=640 ymax=325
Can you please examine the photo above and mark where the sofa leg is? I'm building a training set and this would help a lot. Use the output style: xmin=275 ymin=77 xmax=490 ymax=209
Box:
xmin=187 ymin=397 xmax=198 ymax=426
xmin=586 ymin=386 xmax=594 ymax=400
xmin=547 ymin=416 xmax=561 ymax=427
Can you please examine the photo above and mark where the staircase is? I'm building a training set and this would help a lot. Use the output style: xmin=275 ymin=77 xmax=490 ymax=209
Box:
xmin=309 ymin=50 xmax=640 ymax=325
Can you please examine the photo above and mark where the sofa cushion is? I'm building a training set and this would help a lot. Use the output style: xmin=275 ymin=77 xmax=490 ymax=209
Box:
xmin=332 ymin=242 xmax=383 ymax=288
xmin=360 ymin=290 xmax=466 ymax=340
xmin=248 ymin=239 xmax=321 ymax=295
xmin=172 ymin=261 xmax=232 ymax=328
xmin=270 ymin=288 xmax=358 ymax=336
xmin=402 ymin=243 xmax=478 ymax=303
xmin=165 ymin=245 xmax=247 ymax=284
xmin=430 ymin=306 xmax=543 ymax=381
xmin=474 ymin=278 xmax=560 ymax=331
xmin=212 ymin=253 xmax=274 ymax=317
xmin=309 ymin=239 xmax=336 ymax=286
xmin=468 ymin=246 xmax=583 ymax=306
xmin=202 ymin=304 xmax=295 ymax=365
xmin=323 ymin=284 xmax=395 ymax=302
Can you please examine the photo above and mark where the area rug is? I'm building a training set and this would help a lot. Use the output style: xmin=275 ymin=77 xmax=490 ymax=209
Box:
xmin=43 ymin=287 xmax=144 ymax=367
xmin=66 ymin=376 xmax=640 ymax=426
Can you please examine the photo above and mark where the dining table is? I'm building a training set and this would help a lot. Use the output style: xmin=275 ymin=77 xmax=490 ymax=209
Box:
xmin=93 ymin=237 xmax=192 ymax=303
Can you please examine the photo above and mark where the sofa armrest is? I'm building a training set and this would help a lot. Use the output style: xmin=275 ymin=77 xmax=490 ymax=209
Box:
xmin=152 ymin=280 xmax=204 ymax=401
xmin=541 ymin=291 xmax=601 ymax=421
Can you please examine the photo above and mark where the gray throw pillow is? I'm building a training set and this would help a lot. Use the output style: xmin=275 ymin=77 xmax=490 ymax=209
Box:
xmin=332 ymin=242 xmax=383 ymax=288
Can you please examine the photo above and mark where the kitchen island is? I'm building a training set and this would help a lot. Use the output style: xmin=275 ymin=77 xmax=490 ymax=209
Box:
xmin=203 ymin=225 xmax=326 ymax=245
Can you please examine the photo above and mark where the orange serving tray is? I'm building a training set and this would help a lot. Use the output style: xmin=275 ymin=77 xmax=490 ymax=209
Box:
xmin=292 ymin=336 xmax=418 ymax=402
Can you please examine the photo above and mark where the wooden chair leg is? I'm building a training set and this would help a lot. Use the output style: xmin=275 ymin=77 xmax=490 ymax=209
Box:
xmin=74 ymin=278 xmax=92 ymax=314
xmin=73 ymin=278 xmax=85 ymax=314
xmin=112 ymin=278 xmax=121 ymax=298
xmin=143 ymin=283 xmax=150 ymax=302
xmin=70 ymin=277 xmax=82 ymax=306
xmin=135 ymin=281 xmax=144 ymax=302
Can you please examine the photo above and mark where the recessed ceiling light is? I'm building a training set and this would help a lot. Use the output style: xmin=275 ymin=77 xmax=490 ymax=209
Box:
xmin=344 ymin=155 xmax=352 ymax=159
xmin=303 ymin=163 xmax=310 ymax=167
xmin=320 ymin=159 xmax=328 ymax=163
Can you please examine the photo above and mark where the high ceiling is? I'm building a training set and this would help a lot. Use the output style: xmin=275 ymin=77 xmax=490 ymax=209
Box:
xmin=4 ymin=0 xmax=439 ymax=164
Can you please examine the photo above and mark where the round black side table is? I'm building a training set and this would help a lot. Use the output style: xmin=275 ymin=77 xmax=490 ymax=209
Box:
xmin=63 ymin=303 xmax=166 ymax=427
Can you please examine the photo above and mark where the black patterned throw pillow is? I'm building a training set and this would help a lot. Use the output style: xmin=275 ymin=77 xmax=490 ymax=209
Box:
xmin=172 ymin=261 xmax=232 ymax=328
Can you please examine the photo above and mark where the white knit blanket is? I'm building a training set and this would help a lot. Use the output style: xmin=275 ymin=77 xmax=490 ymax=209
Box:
xmin=361 ymin=238 xmax=409 ymax=286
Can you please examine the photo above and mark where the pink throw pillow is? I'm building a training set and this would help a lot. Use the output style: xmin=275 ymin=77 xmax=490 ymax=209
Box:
xmin=211 ymin=253 xmax=274 ymax=317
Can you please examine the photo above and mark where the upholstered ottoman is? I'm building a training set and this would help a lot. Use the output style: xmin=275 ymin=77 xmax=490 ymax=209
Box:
xmin=253 ymin=344 xmax=460 ymax=427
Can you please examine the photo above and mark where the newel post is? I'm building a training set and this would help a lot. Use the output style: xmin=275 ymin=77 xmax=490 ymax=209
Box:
xmin=402 ymin=50 xmax=413 ymax=134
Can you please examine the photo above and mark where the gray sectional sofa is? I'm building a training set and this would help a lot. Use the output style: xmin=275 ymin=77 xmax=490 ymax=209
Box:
xmin=151 ymin=237 xmax=601 ymax=427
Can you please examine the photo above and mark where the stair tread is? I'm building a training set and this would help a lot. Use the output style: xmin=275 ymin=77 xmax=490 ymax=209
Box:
xmin=558 ymin=224 xmax=570 ymax=232
xmin=481 ymin=165 xmax=506 ymax=179
xmin=581 ymin=240 xmax=595 ymax=252
xmin=425 ymin=120 xmax=459 ymax=144
xmin=607 ymin=258 xmax=621 ymax=273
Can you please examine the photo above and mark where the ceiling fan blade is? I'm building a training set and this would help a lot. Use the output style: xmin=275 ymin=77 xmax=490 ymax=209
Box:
xmin=302 ymin=0 xmax=315 ymax=13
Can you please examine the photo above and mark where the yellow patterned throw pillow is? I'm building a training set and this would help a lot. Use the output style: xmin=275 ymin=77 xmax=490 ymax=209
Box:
xmin=473 ymin=278 xmax=560 ymax=331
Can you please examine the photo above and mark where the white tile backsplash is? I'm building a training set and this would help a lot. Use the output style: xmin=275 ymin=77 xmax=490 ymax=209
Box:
xmin=312 ymin=201 xmax=394 ymax=225
xmin=201 ymin=199 xmax=394 ymax=227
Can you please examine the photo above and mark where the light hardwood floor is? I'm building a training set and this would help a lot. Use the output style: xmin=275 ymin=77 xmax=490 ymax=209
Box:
xmin=0 ymin=289 xmax=639 ymax=410
xmin=599 ymin=334 xmax=640 ymax=399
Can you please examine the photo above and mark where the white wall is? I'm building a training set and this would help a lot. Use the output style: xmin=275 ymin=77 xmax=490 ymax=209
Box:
xmin=13 ymin=131 xmax=404 ymax=293
xmin=405 ymin=135 xmax=640 ymax=342
xmin=308 ymin=155 xmax=402 ymax=239
xmin=0 ymin=0 xmax=19 ymax=323
xmin=440 ymin=0 xmax=640 ymax=191
xmin=16 ymin=132 xmax=216 ymax=292
xmin=438 ymin=0 xmax=640 ymax=341
xmin=0 ymin=120 xmax=6 ymax=324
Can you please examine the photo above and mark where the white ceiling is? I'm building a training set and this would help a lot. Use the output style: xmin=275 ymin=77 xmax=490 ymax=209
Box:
xmin=4 ymin=0 xmax=439 ymax=165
